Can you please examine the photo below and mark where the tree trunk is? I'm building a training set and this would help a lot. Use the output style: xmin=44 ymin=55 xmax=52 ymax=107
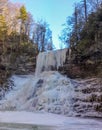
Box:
xmin=84 ymin=0 xmax=87 ymax=22
xmin=74 ymin=5 xmax=78 ymax=42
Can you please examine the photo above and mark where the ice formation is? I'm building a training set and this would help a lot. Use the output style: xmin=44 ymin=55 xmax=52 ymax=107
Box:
xmin=0 ymin=71 xmax=74 ymax=115
xmin=35 ymin=48 xmax=68 ymax=75
xmin=0 ymin=49 xmax=102 ymax=118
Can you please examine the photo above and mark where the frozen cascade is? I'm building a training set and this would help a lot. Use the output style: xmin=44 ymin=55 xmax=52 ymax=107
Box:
xmin=35 ymin=48 xmax=68 ymax=75
xmin=0 ymin=71 xmax=74 ymax=115
xmin=0 ymin=48 xmax=102 ymax=118
xmin=0 ymin=48 xmax=75 ymax=115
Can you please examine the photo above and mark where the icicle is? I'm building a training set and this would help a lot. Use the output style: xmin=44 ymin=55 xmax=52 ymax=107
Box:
xmin=35 ymin=48 xmax=68 ymax=75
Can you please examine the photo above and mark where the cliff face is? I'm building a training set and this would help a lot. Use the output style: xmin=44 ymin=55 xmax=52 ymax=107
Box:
xmin=59 ymin=41 xmax=102 ymax=78
xmin=0 ymin=44 xmax=38 ymax=88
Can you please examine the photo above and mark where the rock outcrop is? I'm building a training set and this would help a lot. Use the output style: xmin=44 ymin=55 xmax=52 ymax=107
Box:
xmin=59 ymin=43 xmax=102 ymax=78
xmin=71 ymin=78 xmax=102 ymax=117
xmin=0 ymin=49 xmax=37 ymax=87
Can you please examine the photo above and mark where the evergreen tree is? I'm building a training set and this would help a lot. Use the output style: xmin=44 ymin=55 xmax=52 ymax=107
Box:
xmin=0 ymin=15 xmax=7 ymax=54
xmin=19 ymin=5 xmax=28 ymax=44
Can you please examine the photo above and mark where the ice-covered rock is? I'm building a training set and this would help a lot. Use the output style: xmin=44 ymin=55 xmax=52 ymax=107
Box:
xmin=0 ymin=71 xmax=102 ymax=117
xmin=0 ymin=71 xmax=74 ymax=115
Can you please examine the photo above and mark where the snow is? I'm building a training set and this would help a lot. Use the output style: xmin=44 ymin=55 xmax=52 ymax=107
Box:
xmin=0 ymin=111 xmax=102 ymax=130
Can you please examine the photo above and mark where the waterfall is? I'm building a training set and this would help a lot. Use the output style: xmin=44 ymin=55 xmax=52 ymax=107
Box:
xmin=35 ymin=48 xmax=68 ymax=75
xmin=0 ymin=71 xmax=74 ymax=115
xmin=0 ymin=47 xmax=101 ymax=118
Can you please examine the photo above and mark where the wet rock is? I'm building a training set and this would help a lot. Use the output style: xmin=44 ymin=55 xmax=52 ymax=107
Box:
xmin=36 ymin=79 xmax=43 ymax=88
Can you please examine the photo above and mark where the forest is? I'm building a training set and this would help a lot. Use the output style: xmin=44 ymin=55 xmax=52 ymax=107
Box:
xmin=60 ymin=0 xmax=102 ymax=48
xmin=0 ymin=0 xmax=54 ymax=52
xmin=59 ymin=0 xmax=102 ymax=78
xmin=0 ymin=0 xmax=54 ymax=86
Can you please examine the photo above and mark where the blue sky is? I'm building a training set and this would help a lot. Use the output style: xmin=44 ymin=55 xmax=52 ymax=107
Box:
xmin=11 ymin=0 xmax=80 ymax=49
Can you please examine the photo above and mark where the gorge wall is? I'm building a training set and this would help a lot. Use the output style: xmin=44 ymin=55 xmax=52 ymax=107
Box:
xmin=59 ymin=46 xmax=102 ymax=78
xmin=0 ymin=44 xmax=38 ymax=90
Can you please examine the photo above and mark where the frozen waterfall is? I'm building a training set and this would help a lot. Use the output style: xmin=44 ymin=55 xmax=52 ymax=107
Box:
xmin=0 ymin=71 xmax=74 ymax=115
xmin=0 ymin=48 xmax=101 ymax=118
xmin=35 ymin=48 xmax=68 ymax=75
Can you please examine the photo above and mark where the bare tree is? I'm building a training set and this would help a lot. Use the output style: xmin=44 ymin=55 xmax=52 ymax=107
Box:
xmin=84 ymin=0 xmax=87 ymax=22
xmin=74 ymin=4 xmax=78 ymax=42
xmin=32 ymin=20 xmax=53 ymax=52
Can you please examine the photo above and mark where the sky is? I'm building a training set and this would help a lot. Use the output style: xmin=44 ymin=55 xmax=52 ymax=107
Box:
xmin=11 ymin=0 xmax=80 ymax=49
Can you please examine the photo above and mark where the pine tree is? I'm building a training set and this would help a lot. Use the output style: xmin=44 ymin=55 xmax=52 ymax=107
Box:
xmin=19 ymin=5 xmax=28 ymax=44
xmin=0 ymin=14 xmax=7 ymax=54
